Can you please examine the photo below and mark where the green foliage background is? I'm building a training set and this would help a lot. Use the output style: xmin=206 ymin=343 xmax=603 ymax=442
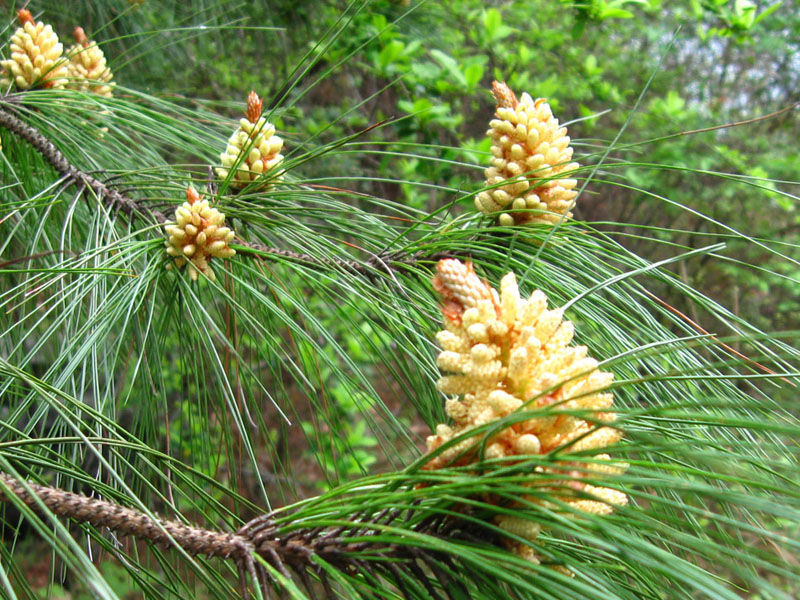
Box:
xmin=0 ymin=0 xmax=798 ymax=599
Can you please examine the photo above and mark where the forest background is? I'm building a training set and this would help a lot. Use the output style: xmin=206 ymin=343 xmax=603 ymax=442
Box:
xmin=0 ymin=0 xmax=798 ymax=599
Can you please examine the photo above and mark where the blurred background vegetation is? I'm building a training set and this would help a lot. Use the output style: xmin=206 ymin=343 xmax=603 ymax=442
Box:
xmin=1 ymin=0 xmax=798 ymax=598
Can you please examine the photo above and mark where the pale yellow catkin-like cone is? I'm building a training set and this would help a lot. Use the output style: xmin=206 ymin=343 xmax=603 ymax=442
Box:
xmin=475 ymin=81 xmax=580 ymax=226
xmin=0 ymin=9 xmax=68 ymax=90
xmin=66 ymin=27 xmax=114 ymax=97
xmin=216 ymin=91 xmax=284 ymax=190
xmin=164 ymin=186 xmax=236 ymax=281
xmin=425 ymin=259 xmax=626 ymax=563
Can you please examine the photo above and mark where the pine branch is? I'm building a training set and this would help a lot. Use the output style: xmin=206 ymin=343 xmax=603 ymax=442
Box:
xmin=0 ymin=103 xmax=457 ymax=279
xmin=0 ymin=472 xmax=261 ymax=595
xmin=0 ymin=103 xmax=161 ymax=222
xmin=240 ymin=241 xmax=456 ymax=278
xmin=0 ymin=472 xmax=497 ymax=599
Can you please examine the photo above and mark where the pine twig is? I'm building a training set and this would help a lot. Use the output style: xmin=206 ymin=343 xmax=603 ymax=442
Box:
xmin=0 ymin=105 xmax=166 ymax=223
xmin=0 ymin=472 xmax=252 ymax=559
xmin=0 ymin=472 xmax=497 ymax=599
xmin=0 ymin=104 xmax=459 ymax=279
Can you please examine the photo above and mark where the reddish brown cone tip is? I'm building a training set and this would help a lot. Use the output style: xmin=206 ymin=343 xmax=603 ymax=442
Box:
xmin=431 ymin=259 xmax=493 ymax=325
xmin=186 ymin=186 xmax=201 ymax=205
xmin=73 ymin=26 xmax=89 ymax=47
xmin=245 ymin=91 xmax=262 ymax=124
xmin=492 ymin=80 xmax=517 ymax=109
xmin=17 ymin=9 xmax=34 ymax=26
xmin=432 ymin=266 xmax=461 ymax=324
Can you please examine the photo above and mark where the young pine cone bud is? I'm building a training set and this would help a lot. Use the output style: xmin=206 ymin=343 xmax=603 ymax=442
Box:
xmin=216 ymin=91 xmax=284 ymax=190
xmin=66 ymin=27 xmax=114 ymax=97
xmin=425 ymin=259 xmax=627 ymax=563
xmin=0 ymin=9 xmax=68 ymax=90
xmin=475 ymin=81 xmax=580 ymax=226
xmin=164 ymin=186 xmax=236 ymax=281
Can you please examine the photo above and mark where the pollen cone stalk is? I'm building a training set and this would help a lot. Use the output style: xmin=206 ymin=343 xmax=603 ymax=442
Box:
xmin=426 ymin=259 xmax=627 ymax=562
xmin=66 ymin=27 xmax=114 ymax=97
xmin=475 ymin=81 xmax=580 ymax=226
xmin=0 ymin=9 xmax=67 ymax=90
xmin=164 ymin=186 xmax=236 ymax=281
xmin=216 ymin=91 xmax=284 ymax=190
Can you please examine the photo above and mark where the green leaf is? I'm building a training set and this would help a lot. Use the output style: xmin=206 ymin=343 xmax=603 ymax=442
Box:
xmin=752 ymin=1 xmax=782 ymax=26
xmin=599 ymin=7 xmax=635 ymax=19
xmin=377 ymin=39 xmax=405 ymax=70
xmin=463 ymin=63 xmax=485 ymax=89
xmin=584 ymin=53 xmax=604 ymax=76
xmin=484 ymin=8 xmax=502 ymax=39
xmin=483 ymin=7 xmax=513 ymax=43
xmin=430 ymin=49 xmax=467 ymax=87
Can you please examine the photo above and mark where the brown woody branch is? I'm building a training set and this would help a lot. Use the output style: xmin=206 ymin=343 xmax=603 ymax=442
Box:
xmin=0 ymin=105 xmax=165 ymax=223
xmin=0 ymin=472 xmax=494 ymax=600
xmin=0 ymin=472 xmax=263 ymax=596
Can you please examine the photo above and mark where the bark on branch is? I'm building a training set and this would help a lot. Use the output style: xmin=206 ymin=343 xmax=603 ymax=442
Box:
xmin=0 ymin=472 xmax=491 ymax=599
xmin=0 ymin=105 xmax=165 ymax=223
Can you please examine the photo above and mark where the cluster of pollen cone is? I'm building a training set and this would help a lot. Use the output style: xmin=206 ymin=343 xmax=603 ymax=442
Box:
xmin=216 ymin=91 xmax=284 ymax=189
xmin=475 ymin=81 xmax=579 ymax=226
xmin=1 ymin=10 xmax=113 ymax=95
xmin=2 ymin=8 xmax=622 ymax=567
xmin=164 ymin=186 xmax=236 ymax=281
xmin=0 ymin=9 xmax=67 ymax=90
xmin=425 ymin=259 xmax=627 ymax=562
xmin=65 ymin=27 xmax=114 ymax=97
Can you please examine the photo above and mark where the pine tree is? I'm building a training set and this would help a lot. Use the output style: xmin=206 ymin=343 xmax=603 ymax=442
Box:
xmin=0 ymin=3 xmax=798 ymax=599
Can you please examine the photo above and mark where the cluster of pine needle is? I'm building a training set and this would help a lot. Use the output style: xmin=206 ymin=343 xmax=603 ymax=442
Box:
xmin=0 ymin=4 xmax=798 ymax=600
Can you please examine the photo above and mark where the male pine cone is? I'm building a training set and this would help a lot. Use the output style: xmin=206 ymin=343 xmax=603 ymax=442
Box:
xmin=66 ymin=27 xmax=114 ymax=97
xmin=164 ymin=186 xmax=236 ymax=281
xmin=426 ymin=259 xmax=627 ymax=562
xmin=475 ymin=81 xmax=579 ymax=226
xmin=0 ymin=9 xmax=67 ymax=90
xmin=216 ymin=91 xmax=284 ymax=190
